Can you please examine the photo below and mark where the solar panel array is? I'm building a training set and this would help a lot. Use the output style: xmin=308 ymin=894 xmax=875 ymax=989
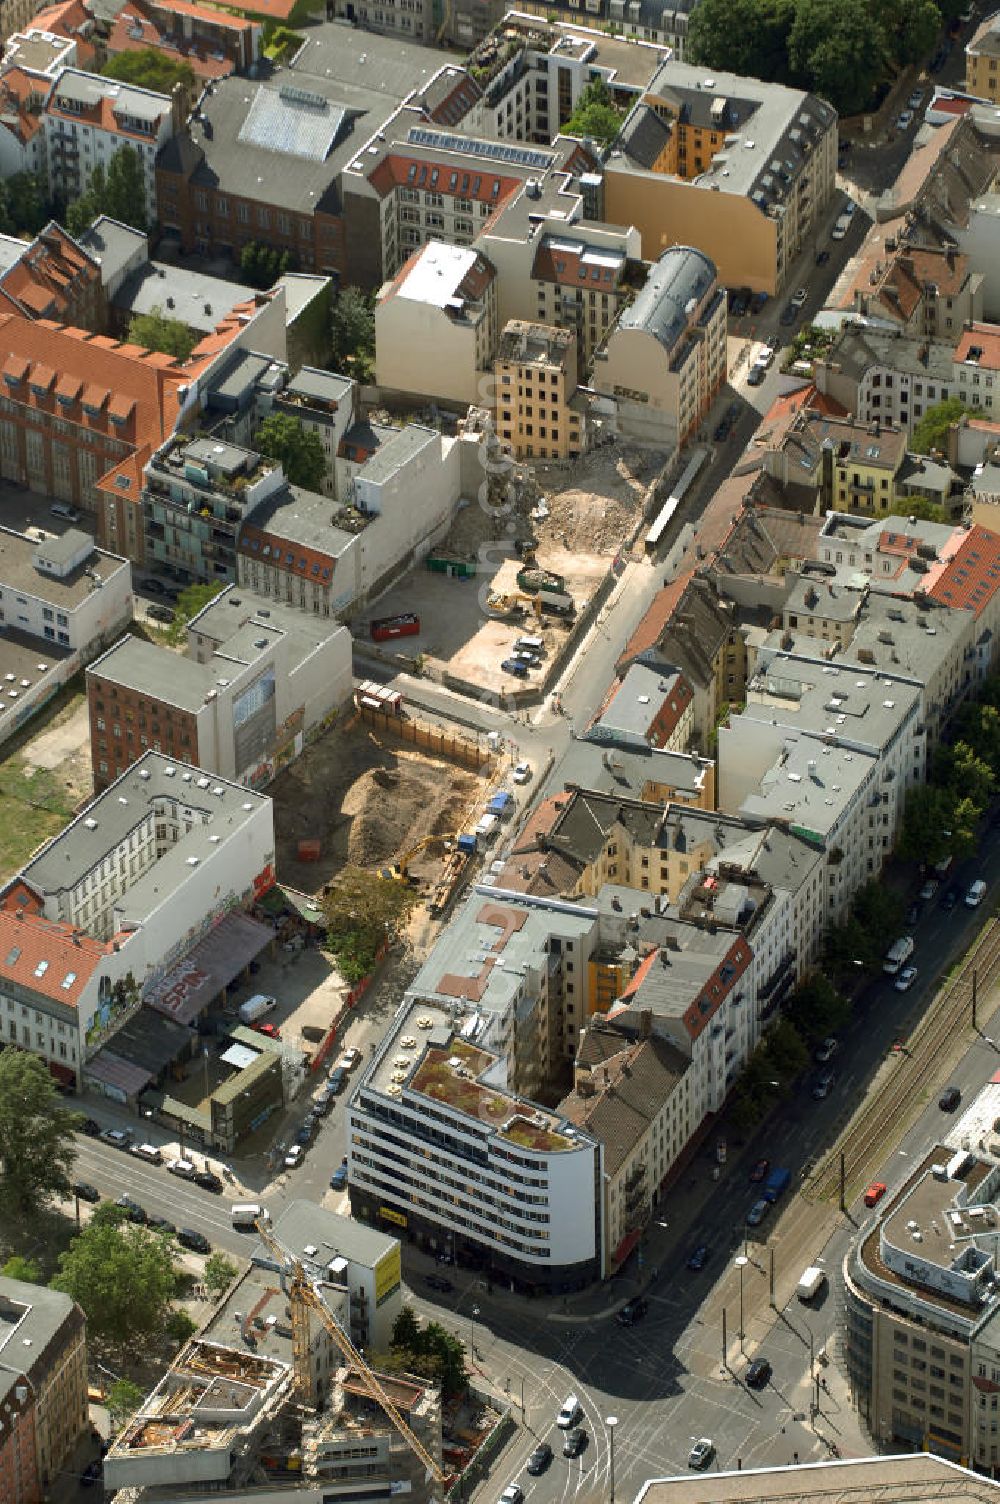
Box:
xmin=406 ymin=126 xmax=553 ymax=172
xmin=238 ymin=84 xmax=344 ymax=162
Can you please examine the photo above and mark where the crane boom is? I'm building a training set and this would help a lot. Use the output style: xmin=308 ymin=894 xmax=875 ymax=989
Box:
xmin=253 ymin=1218 xmax=450 ymax=1486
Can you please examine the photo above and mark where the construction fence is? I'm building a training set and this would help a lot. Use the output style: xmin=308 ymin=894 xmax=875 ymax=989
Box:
xmin=356 ymin=703 xmax=495 ymax=771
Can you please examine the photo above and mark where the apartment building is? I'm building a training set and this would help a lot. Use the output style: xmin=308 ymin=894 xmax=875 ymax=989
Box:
xmin=838 ymin=243 xmax=984 ymax=341
xmin=87 ymin=586 xmax=352 ymax=789
xmin=104 ymin=0 xmax=261 ymax=84
xmin=592 ymin=244 xmax=726 ymax=449
xmin=0 ymin=67 xmax=47 ymax=178
xmin=0 ymin=222 xmax=104 ymax=329
xmin=844 ymin=1088 xmax=1000 ymax=1470
xmin=0 ymin=1278 xmax=87 ymax=1497
xmin=587 ymin=663 xmax=694 ymax=751
xmin=493 ymin=319 xmax=584 ymax=460
xmin=719 ymin=646 xmax=923 ymax=920
xmin=967 ymin=12 xmax=1000 ymax=104
xmin=605 ymin=62 xmax=838 ymax=296
xmin=0 ymin=750 xmax=273 ymax=1083
xmin=1 ymin=23 xmax=78 ymax=77
xmin=375 ymin=241 xmax=498 ymax=408
xmin=637 ymin=1456 xmax=1000 ymax=1504
xmin=270 ymin=368 xmax=354 ymax=500
xmin=44 ymin=70 xmax=180 ymax=226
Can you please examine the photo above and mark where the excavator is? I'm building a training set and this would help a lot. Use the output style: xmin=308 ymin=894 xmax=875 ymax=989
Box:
xmin=376 ymin=833 xmax=459 ymax=884
xmin=253 ymin=1215 xmax=452 ymax=1488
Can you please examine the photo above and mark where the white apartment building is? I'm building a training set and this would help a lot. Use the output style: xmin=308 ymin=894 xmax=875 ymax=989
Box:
xmin=375 ymin=241 xmax=499 ymax=408
xmin=592 ymin=245 xmax=727 ymax=449
xmin=0 ymin=750 xmax=274 ymax=1084
xmin=719 ymin=648 xmax=924 ymax=920
xmin=44 ymin=69 xmax=178 ymax=224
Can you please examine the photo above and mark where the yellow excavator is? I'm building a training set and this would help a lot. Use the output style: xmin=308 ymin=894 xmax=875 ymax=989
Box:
xmin=377 ymin=833 xmax=459 ymax=884
xmin=254 ymin=1215 xmax=452 ymax=1486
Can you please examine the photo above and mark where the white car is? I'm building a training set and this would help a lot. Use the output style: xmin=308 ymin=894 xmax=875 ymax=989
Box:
xmin=896 ymin=109 xmax=914 ymax=131
xmin=499 ymin=1489 xmax=524 ymax=1504
xmin=512 ymin=761 xmax=533 ymax=785
xmin=755 ymin=346 xmax=774 ymax=368
xmin=908 ymin=89 xmax=924 ymax=110
xmin=284 ymin=1145 xmax=304 ymax=1170
xmin=831 ymin=219 xmax=848 ymax=241
xmin=894 ymin=965 xmax=918 ymax=993
xmin=791 ymin=287 xmax=808 ymax=308
xmin=688 ymin=1438 xmax=715 ymax=1470
xmin=337 ymin=1047 xmax=362 ymax=1072
xmin=166 ymin=1158 xmax=197 ymax=1179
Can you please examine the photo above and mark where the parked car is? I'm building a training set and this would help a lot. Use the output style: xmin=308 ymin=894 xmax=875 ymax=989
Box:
xmin=285 ymin=1144 xmax=305 ymax=1169
xmin=746 ymin=1357 xmax=772 ymax=1389
xmin=50 ymin=502 xmax=81 ymax=523
xmin=939 ymin=1085 xmax=962 ymax=1111
xmin=80 ymin=1118 xmax=101 ymax=1137
xmin=814 ymin=1037 xmax=838 ymax=1064
xmin=905 ymin=901 xmax=921 ymax=927
xmin=330 ymin=1159 xmax=348 ymax=1191
xmin=73 ymin=1181 xmax=101 ymax=1203
xmin=909 ymin=88 xmax=924 ymax=109
xmin=327 ymin=1066 xmax=348 ymax=1093
xmin=686 ymin=1242 xmax=710 ymax=1271
xmin=791 ymin=287 xmax=808 ymax=308
xmin=780 ymin=303 xmax=798 ymax=326
xmin=815 ymin=248 xmax=830 ymax=266
xmin=894 ymin=965 xmax=918 ymax=993
xmin=147 ymin=1215 xmax=176 ymax=1235
xmin=919 ymin=877 xmax=939 ymax=901
xmin=747 ymin=1199 xmax=770 ymax=1227
xmin=425 ymin=1273 xmax=454 ymax=1293
xmin=617 ymin=1296 xmax=648 ymax=1327
xmin=895 ymin=109 xmax=915 ymax=131
xmin=253 ymin=1021 xmax=281 ymax=1039
xmin=167 ymin=1157 xmax=197 ymax=1179
xmin=295 ymin=1122 xmax=315 ymax=1146
xmin=115 ymin=1195 xmax=146 ymax=1224
xmin=148 ymin=603 xmax=175 ymax=624
xmin=99 ymin=1127 xmax=132 ymax=1149
xmin=178 ymin=1228 xmax=211 ymax=1254
xmin=563 ymin=1427 xmax=587 ymax=1458
xmin=688 ymin=1438 xmax=714 ymax=1470
xmin=942 ymin=886 xmax=959 ymax=912
xmin=966 ymin=879 xmax=987 ymax=907
xmin=864 ymin=1181 xmax=887 ymax=1208
xmin=337 ymin=1047 xmax=362 ymax=1072
xmin=526 ymin=1443 xmax=552 ymax=1476
xmin=812 ymin=1069 xmax=836 ymax=1100
xmin=194 ymin=1169 xmax=223 ymax=1193
xmin=747 ymin=364 xmax=766 ymax=387
xmin=501 ymin=658 xmax=529 ymax=678
xmin=499 ymin=1488 xmax=524 ymax=1504
xmin=512 ymin=761 xmax=533 ymax=785
xmin=749 ymin=1159 xmax=769 ymax=1183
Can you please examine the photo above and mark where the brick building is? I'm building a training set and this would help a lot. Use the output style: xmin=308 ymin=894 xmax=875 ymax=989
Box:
xmin=104 ymin=0 xmax=260 ymax=84
xmin=0 ymin=222 xmax=104 ymax=328
xmin=0 ymin=1278 xmax=88 ymax=1499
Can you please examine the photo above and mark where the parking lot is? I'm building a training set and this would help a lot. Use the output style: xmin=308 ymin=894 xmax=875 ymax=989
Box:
xmin=227 ymin=944 xmax=349 ymax=1058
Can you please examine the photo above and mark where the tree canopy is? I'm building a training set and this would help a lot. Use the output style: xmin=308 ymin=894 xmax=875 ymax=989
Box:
xmin=52 ymin=1209 xmax=180 ymax=1344
xmin=389 ymin=1307 xmax=468 ymax=1397
xmin=0 ymin=173 xmax=48 ymax=238
xmin=330 ymin=287 xmax=376 ymax=382
xmin=255 ymin=412 xmax=327 ymax=491
xmin=102 ymin=48 xmax=195 ymax=95
xmin=0 ymin=1052 xmax=79 ymax=1221
xmin=886 ymin=494 xmax=947 ymax=523
xmin=204 ymin=1252 xmax=239 ymax=1298
xmin=65 ymin=146 xmax=147 ymax=237
xmin=128 ymin=305 xmax=197 ymax=362
xmin=240 ymin=241 xmax=294 ymax=289
xmin=321 ymin=865 xmax=418 ymax=982
xmin=166 ymin=581 xmax=225 ymax=644
xmin=911 ymin=396 xmax=973 ymax=455
xmin=562 ymin=78 xmax=624 ymax=149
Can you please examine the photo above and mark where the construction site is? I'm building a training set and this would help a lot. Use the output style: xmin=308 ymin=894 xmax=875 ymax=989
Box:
xmin=269 ymin=704 xmax=492 ymax=898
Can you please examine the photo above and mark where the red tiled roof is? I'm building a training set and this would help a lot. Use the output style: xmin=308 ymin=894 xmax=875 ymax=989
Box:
xmin=106 ymin=2 xmax=242 ymax=80
xmin=0 ymin=222 xmax=101 ymax=324
xmin=927 ymin=524 xmax=1000 ymax=617
xmin=618 ymin=570 xmax=691 ymax=667
xmin=954 ymin=322 xmax=1000 ymax=372
xmin=0 ymin=906 xmax=111 ymax=1008
xmin=761 ymin=384 xmax=847 ymax=424
xmin=511 ymin=794 xmax=568 ymax=855
xmin=145 ymin=0 xmax=255 ymax=29
xmin=367 ymin=153 xmax=521 ymax=212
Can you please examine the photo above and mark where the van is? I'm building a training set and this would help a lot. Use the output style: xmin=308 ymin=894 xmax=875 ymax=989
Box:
xmin=231 ymin=1202 xmax=264 ymax=1230
xmin=514 ymin=636 xmax=544 ymax=655
xmin=883 ymin=935 xmax=915 ymax=975
xmin=966 ymin=879 xmax=987 ymax=908
xmin=239 ymin=993 xmax=276 ymax=1025
xmin=557 ymin=1395 xmax=582 ymax=1429
xmin=796 ymin=1266 xmax=827 ymax=1302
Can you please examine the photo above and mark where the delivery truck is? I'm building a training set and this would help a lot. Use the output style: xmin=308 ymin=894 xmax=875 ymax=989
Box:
xmin=239 ymin=994 xmax=276 ymax=1025
xmin=763 ymin=1166 xmax=791 ymax=1203
xmin=796 ymin=1265 xmax=827 ymax=1302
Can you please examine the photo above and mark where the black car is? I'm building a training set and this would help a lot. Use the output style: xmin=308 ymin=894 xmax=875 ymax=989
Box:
xmin=193 ymin=1170 xmax=223 ymax=1194
xmin=425 ymin=1274 xmax=454 ymax=1293
xmin=686 ymin=1243 xmax=710 ymax=1271
xmin=148 ymin=603 xmax=175 ymax=624
xmin=115 ymin=1195 xmax=146 ymax=1224
xmin=178 ymin=1228 xmax=211 ymax=1254
xmin=562 ymin=1428 xmax=587 ymax=1458
xmin=713 ymin=419 xmax=730 ymax=441
xmin=815 ymin=249 xmax=830 ymax=266
xmin=905 ymin=901 xmax=921 ymax=927
xmin=746 ymin=1357 xmax=772 ymax=1389
xmin=73 ymin=1181 xmax=101 ymax=1203
xmin=526 ymin=1443 xmax=553 ymax=1476
xmin=327 ymin=1067 xmax=348 ymax=1093
xmin=617 ymin=1296 xmax=649 ymax=1327
xmin=940 ymin=1085 xmax=962 ymax=1111
xmin=80 ymin=1117 xmax=101 ymax=1138
xmin=942 ymin=886 xmax=959 ymax=912
xmin=747 ymin=364 xmax=766 ymax=386
xmin=147 ymin=1215 xmax=176 ymax=1235
xmin=930 ymin=44 xmax=949 ymax=70
xmin=780 ymin=303 xmax=798 ymax=327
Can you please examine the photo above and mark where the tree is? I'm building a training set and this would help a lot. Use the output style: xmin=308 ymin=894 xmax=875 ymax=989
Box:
xmin=0 ymin=1052 xmax=79 ymax=1221
xmin=165 ymin=581 xmax=225 ymax=645
xmin=102 ymin=48 xmax=195 ymax=95
xmin=0 ymin=173 xmax=47 ymax=237
xmin=687 ymin=0 xmax=795 ymax=81
xmin=884 ymin=0 xmax=940 ymax=65
xmin=128 ymin=305 xmax=197 ymax=361
xmin=105 ymin=145 xmax=147 ymax=233
xmin=329 ymin=287 xmax=375 ymax=381
xmin=255 ymin=412 xmax=327 ymax=490
xmin=321 ymin=865 xmax=419 ymax=982
xmin=897 ymin=782 xmax=957 ymax=867
xmin=762 ymin=1017 xmax=809 ymax=1081
xmin=788 ymin=0 xmax=884 ymax=115
xmin=52 ymin=1217 xmax=179 ymax=1344
xmin=562 ymin=78 xmax=623 ymax=148
xmin=389 ymin=1307 xmax=467 ymax=1397
xmin=66 ymin=165 xmax=106 ymax=239
xmin=1 ymin=1255 xmax=41 ymax=1282
xmin=911 ymin=396 xmax=972 ymax=455
xmin=107 ymin=1379 xmax=144 ymax=1429
xmin=204 ymin=1252 xmax=239 ymax=1298
xmin=165 ymin=1309 xmax=197 ymax=1343
xmin=240 ymin=240 xmax=293 ymax=289
xmin=785 ymin=974 xmax=851 ymax=1041
xmin=886 ymin=494 xmax=947 ymax=523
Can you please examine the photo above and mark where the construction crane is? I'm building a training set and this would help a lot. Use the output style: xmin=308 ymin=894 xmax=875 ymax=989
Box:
xmin=377 ymin=833 xmax=460 ymax=883
xmin=253 ymin=1215 xmax=451 ymax=1487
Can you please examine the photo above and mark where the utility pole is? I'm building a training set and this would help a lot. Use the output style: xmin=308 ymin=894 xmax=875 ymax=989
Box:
xmin=973 ymin=968 xmax=978 ymax=1031
xmin=769 ymin=1247 xmax=775 ymax=1308
xmin=722 ymin=1306 xmax=728 ymax=1371
xmin=840 ymin=1151 xmax=847 ymax=1212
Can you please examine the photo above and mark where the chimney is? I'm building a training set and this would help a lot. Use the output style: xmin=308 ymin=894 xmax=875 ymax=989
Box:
xmin=639 ymin=1008 xmax=652 ymax=1039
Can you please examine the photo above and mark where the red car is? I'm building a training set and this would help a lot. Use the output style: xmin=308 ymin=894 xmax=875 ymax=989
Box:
xmin=253 ymin=1022 xmax=281 ymax=1040
xmin=864 ymin=1181 xmax=887 ymax=1208
xmin=750 ymin=1158 xmax=769 ymax=1183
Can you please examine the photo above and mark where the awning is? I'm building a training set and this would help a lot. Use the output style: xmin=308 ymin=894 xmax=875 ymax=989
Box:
xmin=612 ymin=1228 xmax=641 ymax=1266
xmin=145 ymin=911 xmax=273 ymax=1026
xmin=84 ymin=1050 xmax=153 ymax=1097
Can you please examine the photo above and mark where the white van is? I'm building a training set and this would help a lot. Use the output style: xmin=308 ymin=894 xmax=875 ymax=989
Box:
xmin=796 ymin=1265 xmax=827 ymax=1302
xmin=966 ymin=879 xmax=987 ymax=908
xmin=883 ymin=935 xmax=915 ymax=975
xmin=514 ymin=635 xmax=544 ymax=655
xmin=239 ymin=994 xmax=276 ymax=1025
xmin=231 ymin=1202 xmax=264 ymax=1230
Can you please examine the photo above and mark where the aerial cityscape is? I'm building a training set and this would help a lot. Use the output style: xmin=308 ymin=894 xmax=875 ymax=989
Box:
xmin=1 ymin=0 xmax=1000 ymax=1499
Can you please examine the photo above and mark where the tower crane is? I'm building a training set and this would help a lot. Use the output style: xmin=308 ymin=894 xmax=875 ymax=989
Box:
xmin=253 ymin=1216 xmax=451 ymax=1488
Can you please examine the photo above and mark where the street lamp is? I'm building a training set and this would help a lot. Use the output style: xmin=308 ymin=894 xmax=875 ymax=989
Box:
xmin=735 ymin=1255 xmax=748 ymax=1345
xmin=606 ymin=1415 xmax=619 ymax=1504
xmin=470 ymin=1304 xmax=480 ymax=1362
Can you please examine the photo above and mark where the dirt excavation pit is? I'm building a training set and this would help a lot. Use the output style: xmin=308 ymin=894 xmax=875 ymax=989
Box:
xmin=270 ymin=714 xmax=487 ymax=890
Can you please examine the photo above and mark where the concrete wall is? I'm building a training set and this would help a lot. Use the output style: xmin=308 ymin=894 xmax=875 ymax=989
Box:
xmin=375 ymin=299 xmax=487 ymax=408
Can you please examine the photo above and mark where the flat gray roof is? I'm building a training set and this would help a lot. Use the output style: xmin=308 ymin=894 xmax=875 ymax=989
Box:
xmin=736 ymin=730 xmax=873 ymax=838
xmin=255 ymin=1198 xmax=398 ymax=1274
xmin=0 ymin=629 xmax=72 ymax=725
xmin=277 ymin=273 xmax=333 ymax=323
xmin=243 ymin=483 xmax=358 ymax=558
xmin=0 ymin=526 xmax=127 ymax=608
xmin=744 ymin=646 xmax=922 ymax=753
xmin=78 ymin=216 xmax=147 ymax=285
xmin=113 ymin=261 xmax=248 ymax=332
xmin=286 ymin=366 xmax=352 ymax=406
xmin=357 ymin=423 xmax=437 ymax=484
xmin=189 ymin=585 xmax=345 ymax=658
xmin=635 ymin=1452 xmax=1000 ymax=1503
xmin=551 ymin=737 xmax=710 ymax=799
xmin=0 ymin=1277 xmax=82 ymax=1378
xmin=89 ymin=636 xmax=214 ymax=712
xmin=22 ymin=750 xmax=269 ymax=900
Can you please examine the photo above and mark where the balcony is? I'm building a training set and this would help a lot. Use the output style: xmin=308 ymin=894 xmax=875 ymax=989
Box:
xmin=624 ymin=1162 xmax=647 ymax=1194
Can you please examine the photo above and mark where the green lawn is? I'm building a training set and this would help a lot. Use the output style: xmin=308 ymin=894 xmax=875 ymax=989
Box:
xmin=0 ymin=756 xmax=76 ymax=884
